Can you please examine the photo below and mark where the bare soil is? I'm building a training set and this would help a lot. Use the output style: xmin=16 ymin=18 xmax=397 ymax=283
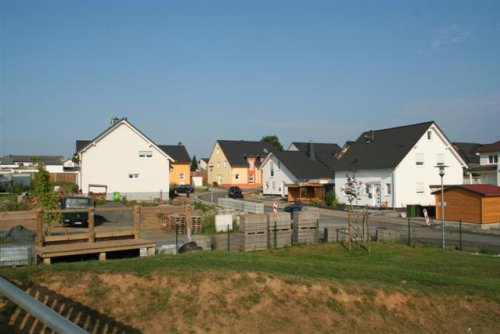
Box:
xmin=2 ymin=271 xmax=499 ymax=333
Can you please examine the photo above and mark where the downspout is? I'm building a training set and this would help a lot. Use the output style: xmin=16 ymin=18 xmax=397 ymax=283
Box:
xmin=391 ymin=168 xmax=396 ymax=210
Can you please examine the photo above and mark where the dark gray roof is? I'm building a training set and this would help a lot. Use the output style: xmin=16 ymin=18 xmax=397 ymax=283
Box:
xmin=0 ymin=155 xmax=64 ymax=166
xmin=159 ymin=145 xmax=191 ymax=163
xmin=218 ymin=140 xmax=275 ymax=167
xmin=76 ymin=140 xmax=92 ymax=152
xmin=290 ymin=142 xmax=341 ymax=153
xmin=273 ymin=151 xmax=334 ymax=180
xmin=334 ymin=121 xmax=435 ymax=171
xmin=453 ymin=142 xmax=481 ymax=166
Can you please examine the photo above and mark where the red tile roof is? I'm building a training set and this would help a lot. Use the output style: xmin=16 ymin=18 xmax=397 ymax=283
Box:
xmin=459 ymin=184 xmax=500 ymax=196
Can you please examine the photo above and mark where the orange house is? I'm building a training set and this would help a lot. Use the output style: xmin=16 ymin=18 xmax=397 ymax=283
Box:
xmin=433 ymin=184 xmax=500 ymax=224
xmin=160 ymin=144 xmax=191 ymax=185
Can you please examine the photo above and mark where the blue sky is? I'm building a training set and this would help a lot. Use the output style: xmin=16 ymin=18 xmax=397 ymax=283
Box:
xmin=1 ymin=0 xmax=499 ymax=159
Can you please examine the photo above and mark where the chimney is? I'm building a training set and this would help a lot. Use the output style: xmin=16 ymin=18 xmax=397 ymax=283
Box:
xmin=308 ymin=142 xmax=315 ymax=160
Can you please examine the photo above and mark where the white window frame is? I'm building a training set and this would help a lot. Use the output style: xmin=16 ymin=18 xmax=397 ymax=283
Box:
xmin=139 ymin=150 xmax=153 ymax=159
xmin=416 ymin=182 xmax=425 ymax=194
xmin=235 ymin=174 xmax=240 ymax=180
xmin=416 ymin=153 xmax=424 ymax=167
xmin=129 ymin=173 xmax=139 ymax=180
xmin=385 ymin=183 xmax=391 ymax=196
xmin=249 ymin=174 xmax=254 ymax=184
xmin=489 ymin=154 xmax=498 ymax=164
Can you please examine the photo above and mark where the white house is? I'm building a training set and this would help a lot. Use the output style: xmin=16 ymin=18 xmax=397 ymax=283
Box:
xmin=260 ymin=149 xmax=335 ymax=197
xmin=334 ymin=121 xmax=467 ymax=209
xmin=76 ymin=118 xmax=173 ymax=200
xmin=469 ymin=141 xmax=500 ymax=186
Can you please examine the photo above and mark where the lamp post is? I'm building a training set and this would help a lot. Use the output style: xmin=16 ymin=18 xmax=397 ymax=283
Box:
xmin=209 ymin=163 xmax=214 ymax=204
xmin=436 ymin=164 xmax=448 ymax=249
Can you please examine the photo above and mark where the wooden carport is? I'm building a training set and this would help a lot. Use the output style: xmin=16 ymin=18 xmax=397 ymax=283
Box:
xmin=287 ymin=183 xmax=326 ymax=203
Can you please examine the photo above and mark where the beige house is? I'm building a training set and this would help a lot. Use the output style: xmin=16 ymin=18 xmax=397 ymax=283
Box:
xmin=207 ymin=140 xmax=274 ymax=187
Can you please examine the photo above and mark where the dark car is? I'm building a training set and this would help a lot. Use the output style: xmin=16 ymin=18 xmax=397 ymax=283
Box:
xmin=228 ymin=186 xmax=243 ymax=199
xmin=284 ymin=202 xmax=304 ymax=213
xmin=60 ymin=196 xmax=92 ymax=227
xmin=174 ymin=185 xmax=194 ymax=194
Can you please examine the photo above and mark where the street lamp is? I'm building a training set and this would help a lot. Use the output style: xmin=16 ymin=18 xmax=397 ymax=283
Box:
xmin=436 ymin=164 xmax=448 ymax=249
xmin=209 ymin=163 xmax=214 ymax=204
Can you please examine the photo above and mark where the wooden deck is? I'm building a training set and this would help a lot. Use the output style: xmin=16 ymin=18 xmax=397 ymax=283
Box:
xmin=33 ymin=206 xmax=156 ymax=264
xmin=35 ymin=238 xmax=156 ymax=264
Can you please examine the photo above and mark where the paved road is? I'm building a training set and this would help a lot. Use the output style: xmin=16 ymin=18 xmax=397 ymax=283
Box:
xmin=196 ymin=190 xmax=500 ymax=252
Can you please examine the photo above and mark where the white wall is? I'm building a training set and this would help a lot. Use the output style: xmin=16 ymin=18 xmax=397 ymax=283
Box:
xmin=261 ymin=154 xmax=297 ymax=196
xmin=394 ymin=125 xmax=465 ymax=207
xmin=46 ymin=165 xmax=64 ymax=173
xmin=80 ymin=122 xmax=170 ymax=200
xmin=335 ymin=169 xmax=393 ymax=207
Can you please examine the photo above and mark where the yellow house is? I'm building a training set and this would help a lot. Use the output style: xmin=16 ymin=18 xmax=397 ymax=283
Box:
xmin=207 ymin=140 xmax=274 ymax=187
xmin=160 ymin=144 xmax=191 ymax=185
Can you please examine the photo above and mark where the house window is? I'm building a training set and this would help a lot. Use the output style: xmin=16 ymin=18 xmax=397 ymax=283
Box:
xmin=129 ymin=173 xmax=139 ymax=179
xmin=427 ymin=131 xmax=432 ymax=140
xmin=235 ymin=174 xmax=239 ymax=180
xmin=416 ymin=182 xmax=425 ymax=194
xmin=249 ymin=160 xmax=254 ymax=171
xmin=489 ymin=154 xmax=498 ymax=164
xmin=249 ymin=174 xmax=254 ymax=184
xmin=266 ymin=181 xmax=269 ymax=189
xmin=139 ymin=150 xmax=153 ymax=158
xmin=437 ymin=153 xmax=445 ymax=165
xmin=180 ymin=173 xmax=185 ymax=181
xmin=386 ymin=183 xmax=391 ymax=195
xmin=416 ymin=153 xmax=424 ymax=166
xmin=365 ymin=184 xmax=371 ymax=195
xmin=270 ymin=162 xmax=274 ymax=177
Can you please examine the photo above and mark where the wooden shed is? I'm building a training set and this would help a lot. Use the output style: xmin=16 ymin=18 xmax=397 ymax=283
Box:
xmin=433 ymin=184 xmax=500 ymax=224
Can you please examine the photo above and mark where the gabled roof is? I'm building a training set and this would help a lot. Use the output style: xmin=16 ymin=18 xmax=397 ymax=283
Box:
xmin=75 ymin=118 xmax=173 ymax=161
xmin=217 ymin=140 xmax=275 ymax=167
xmin=433 ymin=184 xmax=500 ymax=197
xmin=266 ymin=151 xmax=334 ymax=180
xmin=289 ymin=142 xmax=342 ymax=153
xmin=0 ymin=155 xmax=64 ymax=166
xmin=476 ymin=140 xmax=500 ymax=153
xmin=334 ymin=121 xmax=437 ymax=171
xmin=159 ymin=145 xmax=191 ymax=163
xmin=453 ymin=142 xmax=481 ymax=165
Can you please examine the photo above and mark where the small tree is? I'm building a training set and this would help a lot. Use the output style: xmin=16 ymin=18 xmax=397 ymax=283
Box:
xmin=261 ymin=135 xmax=283 ymax=151
xmin=341 ymin=168 xmax=362 ymax=211
xmin=32 ymin=162 xmax=60 ymax=231
xmin=191 ymin=155 xmax=198 ymax=172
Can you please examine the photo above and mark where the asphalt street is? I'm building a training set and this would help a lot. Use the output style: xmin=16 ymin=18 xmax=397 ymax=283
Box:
xmin=197 ymin=189 xmax=500 ymax=252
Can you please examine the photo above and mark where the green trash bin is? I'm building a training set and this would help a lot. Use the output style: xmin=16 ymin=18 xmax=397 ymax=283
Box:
xmin=113 ymin=192 xmax=121 ymax=202
xmin=406 ymin=205 xmax=416 ymax=218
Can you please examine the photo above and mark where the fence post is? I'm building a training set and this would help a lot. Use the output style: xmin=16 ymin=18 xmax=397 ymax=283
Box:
xmin=175 ymin=224 xmax=179 ymax=254
xmin=88 ymin=208 xmax=95 ymax=244
xmin=407 ymin=218 xmax=411 ymax=246
xmin=134 ymin=206 xmax=140 ymax=240
xmin=227 ymin=225 xmax=230 ymax=252
xmin=459 ymin=219 xmax=463 ymax=250
xmin=324 ymin=227 xmax=329 ymax=243
xmin=36 ymin=209 xmax=43 ymax=247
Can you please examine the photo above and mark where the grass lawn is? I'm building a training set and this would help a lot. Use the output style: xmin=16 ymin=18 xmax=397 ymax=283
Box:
xmin=1 ymin=243 xmax=499 ymax=333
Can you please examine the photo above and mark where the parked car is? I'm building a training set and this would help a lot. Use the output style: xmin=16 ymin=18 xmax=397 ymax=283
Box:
xmin=228 ymin=186 xmax=243 ymax=199
xmin=174 ymin=185 xmax=194 ymax=194
xmin=60 ymin=196 xmax=93 ymax=227
xmin=284 ymin=202 xmax=304 ymax=213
